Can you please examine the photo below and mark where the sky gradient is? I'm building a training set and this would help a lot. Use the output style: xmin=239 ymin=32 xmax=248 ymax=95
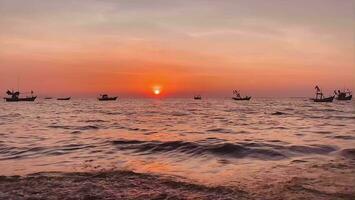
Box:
xmin=0 ymin=0 xmax=354 ymax=97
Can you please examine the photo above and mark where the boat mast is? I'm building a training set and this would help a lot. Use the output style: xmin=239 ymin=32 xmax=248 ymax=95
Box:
xmin=17 ymin=75 xmax=20 ymax=92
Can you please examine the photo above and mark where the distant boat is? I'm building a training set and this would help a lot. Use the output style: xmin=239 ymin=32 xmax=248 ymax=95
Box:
xmin=311 ymin=96 xmax=334 ymax=102
xmin=98 ymin=94 xmax=117 ymax=101
xmin=232 ymin=90 xmax=251 ymax=101
xmin=311 ymin=86 xmax=334 ymax=102
xmin=194 ymin=95 xmax=202 ymax=100
xmin=334 ymin=89 xmax=352 ymax=101
xmin=57 ymin=97 xmax=71 ymax=100
xmin=4 ymin=90 xmax=36 ymax=102
xmin=232 ymin=96 xmax=251 ymax=101
xmin=44 ymin=97 xmax=53 ymax=100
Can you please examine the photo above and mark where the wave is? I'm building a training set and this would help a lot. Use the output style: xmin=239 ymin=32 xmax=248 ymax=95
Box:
xmin=48 ymin=125 xmax=100 ymax=130
xmin=84 ymin=119 xmax=106 ymax=123
xmin=340 ymin=148 xmax=355 ymax=160
xmin=206 ymin=128 xmax=234 ymax=134
xmin=0 ymin=143 xmax=97 ymax=160
xmin=169 ymin=111 xmax=189 ymax=116
xmin=303 ymin=114 xmax=355 ymax=120
xmin=111 ymin=139 xmax=338 ymax=160
xmin=0 ymin=113 xmax=22 ymax=118
xmin=271 ymin=111 xmax=287 ymax=115
xmin=332 ymin=135 xmax=355 ymax=140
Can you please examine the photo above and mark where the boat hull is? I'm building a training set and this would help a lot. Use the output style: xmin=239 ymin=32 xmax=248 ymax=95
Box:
xmin=336 ymin=95 xmax=352 ymax=101
xmin=98 ymin=97 xmax=117 ymax=101
xmin=232 ymin=96 xmax=251 ymax=101
xmin=311 ymin=96 xmax=334 ymax=102
xmin=4 ymin=96 xmax=37 ymax=102
xmin=57 ymin=97 xmax=71 ymax=100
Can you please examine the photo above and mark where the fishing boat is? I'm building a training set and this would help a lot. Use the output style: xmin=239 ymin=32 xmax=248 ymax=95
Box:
xmin=4 ymin=90 xmax=37 ymax=102
xmin=233 ymin=96 xmax=251 ymax=101
xmin=44 ymin=97 xmax=53 ymax=100
xmin=232 ymin=90 xmax=251 ymax=101
xmin=310 ymin=86 xmax=334 ymax=102
xmin=98 ymin=94 xmax=117 ymax=101
xmin=334 ymin=89 xmax=352 ymax=101
xmin=312 ymin=96 xmax=334 ymax=102
xmin=57 ymin=97 xmax=71 ymax=100
xmin=194 ymin=95 xmax=202 ymax=100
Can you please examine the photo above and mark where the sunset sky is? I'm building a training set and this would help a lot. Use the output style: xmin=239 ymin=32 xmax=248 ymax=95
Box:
xmin=0 ymin=0 xmax=354 ymax=97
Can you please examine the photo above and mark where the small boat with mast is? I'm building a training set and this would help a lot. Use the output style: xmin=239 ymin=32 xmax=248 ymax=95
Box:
xmin=334 ymin=89 xmax=352 ymax=101
xmin=4 ymin=90 xmax=37 ymax=102
xmin=232 ymin=90 xmax=251 ymax=101
xmin=311 ymin=86 xmax=334 ymax=102
xmin=98 ymin=94 xmax=117 ymax=101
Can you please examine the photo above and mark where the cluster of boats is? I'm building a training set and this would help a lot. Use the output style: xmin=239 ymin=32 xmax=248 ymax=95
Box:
xmin=310 ymin=86 xmax=352 ymax=102
xmin=193 ymin=90 xmax=251 ymax=101
xmin=3 ymin=90 xmax=118 ymax=102
xmin=3 ymin=86 xmax=352 ymax=103
xmin=194 ymin=87 xmax=352 ymax=102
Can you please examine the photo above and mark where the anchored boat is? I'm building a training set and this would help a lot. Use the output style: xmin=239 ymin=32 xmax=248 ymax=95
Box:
xmin=334 ymin=89 xmax=352 ymax=101
xmin=312 ymin=96 xmax=334 ymax=102
xmin=311 ymin=86 xmax=334 ymax=102
xmin=194 ymin=95 xmax=202 ymax=100
xmin=232 ymin=90 xmax=251 ymax=101
xmin=4 ymin=90 xmax=36 ymax=102
xmin=57 ymin=97 xmax=71 ymax=100
xmin=98 ymin=94 xmax=117 ymax=101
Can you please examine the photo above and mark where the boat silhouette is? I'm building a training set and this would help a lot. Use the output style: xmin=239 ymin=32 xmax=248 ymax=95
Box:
xmin=4 ymin=90 xmax=36 ymax=102
xmin=334 ymin=89 xmax=352 ymax=101
xmin=194 ymin=95 xmax=202 ymax=100
xmin=232 ymin=90 xmax=251 ymax=101
xmin=98 ymin=94 xmax=117 ymax=101
xmin=57 ymin=97 xmax=71 ymax=100
xmin=311 ymin=86 xmax=334 ymax=102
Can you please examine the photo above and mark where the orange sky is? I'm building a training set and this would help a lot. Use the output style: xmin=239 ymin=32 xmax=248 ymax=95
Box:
xmin=0 ymin=0 xmax=354 ymax=97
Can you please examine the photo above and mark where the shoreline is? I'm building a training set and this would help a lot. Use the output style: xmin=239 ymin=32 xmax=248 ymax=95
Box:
xmin=1 ymin=161 xmax=355 ymax=200
xmin=0 ymin=170 xmax=249 ymax=200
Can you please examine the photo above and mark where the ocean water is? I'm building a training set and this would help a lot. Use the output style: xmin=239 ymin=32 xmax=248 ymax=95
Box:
xmin=0 ymin=98 xmax=354 ymax=193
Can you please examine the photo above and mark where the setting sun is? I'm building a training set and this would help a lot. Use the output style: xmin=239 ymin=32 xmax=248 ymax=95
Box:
xmin=153 ymin=88 xmax=161 ymax=95
xmin=0 ymin=1 xmax=353 ymax=199
xmin=152 ymin=85 xmax=162 ymax=95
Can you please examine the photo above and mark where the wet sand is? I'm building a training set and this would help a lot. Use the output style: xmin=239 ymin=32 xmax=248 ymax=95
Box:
xmin=0 ymin=170 xmax=248 ymax=200
xmin=1 ymin=157 xmax=354 ymax=200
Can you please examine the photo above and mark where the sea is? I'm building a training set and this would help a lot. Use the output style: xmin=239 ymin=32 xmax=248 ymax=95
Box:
xmin=0 ymin=98 xmax=354 ymax=195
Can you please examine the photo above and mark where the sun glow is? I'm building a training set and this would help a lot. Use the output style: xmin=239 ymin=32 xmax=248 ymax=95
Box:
xmin=152 ymin=86 xmax=162 ymax=96
xmin=153 ymin=88 xmax=161 ymax=95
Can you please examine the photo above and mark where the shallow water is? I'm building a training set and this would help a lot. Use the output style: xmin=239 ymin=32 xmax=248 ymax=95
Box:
xmin=0 ymin=98 xmax=354 ymax=190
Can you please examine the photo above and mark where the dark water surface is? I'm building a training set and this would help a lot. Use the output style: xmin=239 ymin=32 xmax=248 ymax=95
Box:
xmin=0 ymin=98 xmax=354 ymax=197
